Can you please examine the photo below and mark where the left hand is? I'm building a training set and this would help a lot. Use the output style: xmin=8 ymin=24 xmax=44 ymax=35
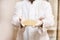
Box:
xmin=39 ymin=17 xmax=44 ymax=21
xmin=19 ymin=27 xmax=25 ymax=33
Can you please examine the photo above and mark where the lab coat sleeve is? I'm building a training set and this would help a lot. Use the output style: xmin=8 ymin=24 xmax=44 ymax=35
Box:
xmin=43 ymin=2 xmax=54 ymax=27
xmin=12 ymin=2 xmax=22 ymax=26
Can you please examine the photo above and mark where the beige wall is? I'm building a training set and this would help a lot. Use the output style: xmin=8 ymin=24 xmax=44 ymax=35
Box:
xmin=48 ymin=0 xmax=58 ymax=40
xmin=0 ymin=0 xmax=16 ymax=40
xmin=58 ymin=0 xmax=60 ymax=40
xmin=49 ymin=0 xmax=58 ymax=30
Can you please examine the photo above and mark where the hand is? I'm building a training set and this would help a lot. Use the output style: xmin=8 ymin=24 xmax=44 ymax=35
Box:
xmin=35 ymin=20 xmax=43 ymax=26
xmin=39 ymin=17 xmax=44 ymax=21
xmin=35 ymin=19 xmax=43 ymax=28
xmin=19 ymin=18 xmax=21 ymax=22
xmin=35 ymin=24 xmax=43 ymax=28
xmin=20 ymin=27 xmax=25 ymax=33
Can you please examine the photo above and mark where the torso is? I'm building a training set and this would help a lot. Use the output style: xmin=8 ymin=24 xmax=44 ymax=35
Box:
xmin=21 ymin=1 xmax=45 ymax=20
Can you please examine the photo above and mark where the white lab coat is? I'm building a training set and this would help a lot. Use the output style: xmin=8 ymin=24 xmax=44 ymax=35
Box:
xmin=12 ymin=0 xmax=54 ymax=40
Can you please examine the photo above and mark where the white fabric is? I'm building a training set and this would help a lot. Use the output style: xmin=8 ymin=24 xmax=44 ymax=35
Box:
xmin=12 ymin=0 xmax=54 ymax=40
xmin=23 ymin=26 xmax=49 ymax=40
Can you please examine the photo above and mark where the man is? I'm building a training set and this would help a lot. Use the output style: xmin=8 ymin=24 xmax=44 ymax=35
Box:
xmin=12 ymin=0 xmax=54 ymax=40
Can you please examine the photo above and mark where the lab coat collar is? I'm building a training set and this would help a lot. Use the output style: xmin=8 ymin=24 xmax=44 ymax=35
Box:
xmin=23 ymin=0 xmax=42 ymax=5
xmin=23 ymin=0 xmax=42 ymax=2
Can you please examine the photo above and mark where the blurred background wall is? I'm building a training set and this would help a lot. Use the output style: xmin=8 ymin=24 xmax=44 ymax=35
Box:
xmin=58 ymin=0 xmax=60 ymax=40
xmin=0 ymin=0 xmax=58 ymax=40
xmin=0 ymin=0 xmax=16 ymax=40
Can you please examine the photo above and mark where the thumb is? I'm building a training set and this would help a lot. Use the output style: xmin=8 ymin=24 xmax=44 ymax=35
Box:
xmin=19 ymin=18 xmax=21 ymax=21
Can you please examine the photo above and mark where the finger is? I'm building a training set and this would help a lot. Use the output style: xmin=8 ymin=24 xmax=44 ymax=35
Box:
xmin=19 ymin=18 xmax=21 ymax=21
xmin=39 ymin=17 xmax=44 ymax=20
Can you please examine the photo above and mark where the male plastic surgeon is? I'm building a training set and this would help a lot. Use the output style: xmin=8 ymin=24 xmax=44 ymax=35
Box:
xmin=12 ymin=0 xmax=54 ymax=40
